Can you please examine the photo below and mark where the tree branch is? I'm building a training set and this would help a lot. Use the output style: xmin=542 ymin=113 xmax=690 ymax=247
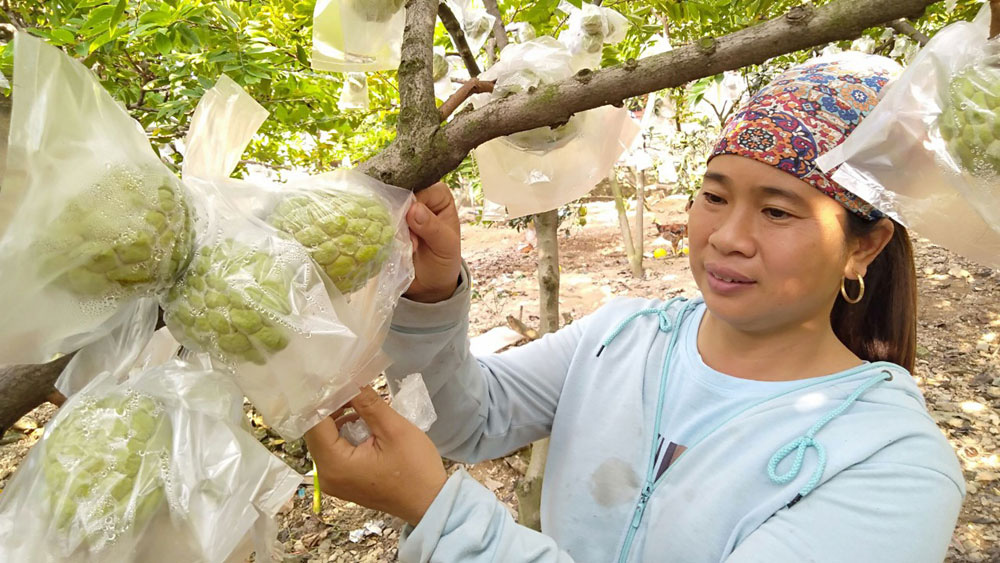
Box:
xmin=0 ymin=354 xmax=73 ymax=437
xmin=482 ymin=0 xmax=508 ymax=52
xmin=439 ymin=77 xmax=494 ymax=120
xmin=397 ymin=0 xmax=439 ymax=138
xmin=992 ymin=0 xmax=1000 ymax=39
xmin=888 ymin=18 xmax=929 ymax=45
xmin=359 ymin=0 xmax=939 ymax=192
xmin=438 ymin=2 xmax=481 ymax=77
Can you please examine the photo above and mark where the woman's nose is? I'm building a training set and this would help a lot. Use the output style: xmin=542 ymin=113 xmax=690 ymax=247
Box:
xmin=708 ymin=207 xmax=756 ymax=257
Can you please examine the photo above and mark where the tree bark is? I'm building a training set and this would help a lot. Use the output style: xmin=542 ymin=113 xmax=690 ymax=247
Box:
xmin=360 ymin=0 xmax=938 ymax=192
xmin=888 ymin=18 xmax=930 ymax=46
xmin=481 ymin=0 xmax=508 ymax=53
xmin=610 ymin=174 xmax=641 ymax=277
xmin=0 ymin=354 xmax=72 ymax=437
xmin=516 ymin=209 xmax=560 ymax=530
xmin=992 ymin=0 xmax=1000 ymax=39
xmin=438 ymin=2 xmax=481 ymax=77
xmin=633 ymin=172 xmax=646 ymax=277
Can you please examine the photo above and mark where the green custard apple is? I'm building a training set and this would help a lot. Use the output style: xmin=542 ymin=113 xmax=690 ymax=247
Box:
xmin=164 ymin=241 xmax=292 ymax=366
xmin=939 ymin=55 xmax=1000 ymax=178
xmin=268 ymin=191 xmax=396 ymax=295
xmin=347 ymin=0 xmax=404 ymax=23
xmin=37 ymin=165 xmax=193 ymax=299
xmin=42 ymin=392 xmax=171 ymax=549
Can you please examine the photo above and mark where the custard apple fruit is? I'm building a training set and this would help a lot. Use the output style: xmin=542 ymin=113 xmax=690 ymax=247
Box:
xmin=347 ymin=0 xmax=404 ymax=22
xmin=37 ymin=165 xmax=193 ymax=299
xmin=268 ymin=191 xmax=395 ymax=295
xmin=164 ymin=241 xmax=292 ymax=366
xmin=464 ymin=14 xmax=492 ymax=40
xmin=581 ymin=12 xmax=605 ymax=35
xmin=42 ymin=391 xmax=171 ymax=549
xmin=432 ymin=51 xmax=449 ymax=82
xmin=939 ymin=55 xmax=1000 ymax=178
xmin=494 ymin=70 xmax=582 ymax=152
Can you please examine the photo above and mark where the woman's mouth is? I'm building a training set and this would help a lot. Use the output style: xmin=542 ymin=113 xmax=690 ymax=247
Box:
xmin=704 ymin=265 xmax=756 ymax=294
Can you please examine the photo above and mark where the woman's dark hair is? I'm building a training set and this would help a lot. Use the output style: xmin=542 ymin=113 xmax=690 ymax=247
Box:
xmin=831 ymin=214 xmax=917 ymax=372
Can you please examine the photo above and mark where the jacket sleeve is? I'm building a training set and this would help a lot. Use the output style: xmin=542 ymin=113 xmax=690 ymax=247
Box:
xmin=725 ymin=462 xmax=963 ymax=563
xmin=399 ymin=470 xmax=576 ymax=563
xmin=383 ymin=262 xmax=593 ymax=463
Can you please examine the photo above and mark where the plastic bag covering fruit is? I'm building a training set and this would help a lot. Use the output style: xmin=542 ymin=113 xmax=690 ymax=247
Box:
xmin=432 ymin=50 xmax=450 ymax=82
xmin=269 ymin=190 xmax=395 ymax=295
xmin=939 ymin=54 xmax=1000 ymax=178
xmin=35 ymin=165 xmax=193 ymax=299
xmin=464 ymin=12 xmax=493 ymax=42
xmin=42 ymin=391 xmax=171 ymax=551
xmin=346 ymin=0 xmax=403 ymax=22
xmin=493 ymin=68 xmax=582 ymax=152
xmin=164 ymin=241 xmax=292 ymax=365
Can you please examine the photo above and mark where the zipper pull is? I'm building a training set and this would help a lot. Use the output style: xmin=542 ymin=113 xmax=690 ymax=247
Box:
xmin=630 ymin=484 xmax=653 ymax=528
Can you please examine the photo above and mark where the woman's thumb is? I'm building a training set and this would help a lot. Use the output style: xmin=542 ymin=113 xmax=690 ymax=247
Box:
xmin=348 ymin=386 xmax=398 ymax=435
xmin=407 ymin=203 xmax=451 ymax=254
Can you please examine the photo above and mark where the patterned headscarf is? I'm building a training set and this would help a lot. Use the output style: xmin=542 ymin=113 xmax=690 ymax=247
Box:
xmin=710 ymin=52 xmax=900 ymax=221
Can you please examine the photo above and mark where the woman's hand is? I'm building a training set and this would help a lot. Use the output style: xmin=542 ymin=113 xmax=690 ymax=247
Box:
xmin=304 ymin=386 xmax=448 ymax=527
xmin=404 ymin=182 xmax=462 ymax=304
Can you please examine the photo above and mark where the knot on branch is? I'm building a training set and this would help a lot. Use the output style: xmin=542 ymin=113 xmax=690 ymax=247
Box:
xmin=575 ymin=69 xmax=594 ymax=84
xmin=624 ymin=58 xmax=639 ymax=71
xmin=696 ymin=38 xmax=717 ymax=56
xmin=785 ymin=4 xmax=814 ymax=25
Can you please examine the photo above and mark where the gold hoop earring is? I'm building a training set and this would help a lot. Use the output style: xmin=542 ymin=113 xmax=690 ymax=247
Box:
xmin=840 ymin=272 xmax=865 ymax=304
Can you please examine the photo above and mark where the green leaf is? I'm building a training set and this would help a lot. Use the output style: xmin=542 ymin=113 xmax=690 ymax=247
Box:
xmin=153 ymin=32 xmax=172 ymax=56
xmin=295 ymin=44 xmax=309 ymax=66
xmin=88 ymin=29 xmax=114 ymax=54
xmin=51 ymin=28 xmax=77 ymax=45
xmin=110 ymin=0 xmax=126 ymax=32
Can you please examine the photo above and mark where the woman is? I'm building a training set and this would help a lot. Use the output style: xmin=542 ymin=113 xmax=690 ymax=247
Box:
xmin=305 ymin=53 xmax=964 ymax=562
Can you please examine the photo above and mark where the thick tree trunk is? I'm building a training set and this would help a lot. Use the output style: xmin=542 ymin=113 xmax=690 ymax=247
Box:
xmin=516 ymin=209 xmax=560 ymax=531
xmin=0 ymin=354 xmax=72 ymax=437
xmin=610 ymin=174 xmax=641 ymax=277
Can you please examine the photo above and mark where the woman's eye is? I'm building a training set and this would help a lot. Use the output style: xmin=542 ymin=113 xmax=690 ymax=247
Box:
xmin=702 ymin=192 xmax=725 ymax=205
xmin=763 ymin=207 xmax=790 ymax=219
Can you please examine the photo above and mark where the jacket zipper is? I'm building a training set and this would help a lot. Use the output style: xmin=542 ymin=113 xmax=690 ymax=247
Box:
xmin=611 ymin=301 xmax=896 ymax=563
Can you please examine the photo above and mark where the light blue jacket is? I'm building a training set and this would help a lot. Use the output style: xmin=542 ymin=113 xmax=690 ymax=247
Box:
xmin=384 ymin=266 xmax=964 ymax=562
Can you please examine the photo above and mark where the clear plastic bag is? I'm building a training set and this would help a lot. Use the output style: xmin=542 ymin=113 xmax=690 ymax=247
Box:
xmin=473 ymin=37 xmax=640 ymax=217
xmin=338 ymin=72 xmax=370 ymax=111
xmin=311 ymin=0 xmax=405 ymax=72
xmin=0 ymin=33 xmax=195 ymax=366
xmin=432 ymin=47 xmax=457 ymax=101
xmin=558 ymin=2 xmax=628 ymax=72
xmin=816 ymin=7 xmax=1000 ymax=267
xmin=444 ymin=0 xmax=495 ymax=55
xmin=0 ymin=359 xmax=301 ymax=563
xmin=166 ymin=76 xmax=415 ymax=439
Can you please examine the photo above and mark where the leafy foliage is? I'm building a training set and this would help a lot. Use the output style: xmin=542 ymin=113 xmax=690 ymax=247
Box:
xmin=0 ymin=0 xmax=985 ymax=179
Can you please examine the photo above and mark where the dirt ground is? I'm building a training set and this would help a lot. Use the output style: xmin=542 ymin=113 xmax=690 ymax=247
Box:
xmin=1 ymin=194 xmax=997 ymax=562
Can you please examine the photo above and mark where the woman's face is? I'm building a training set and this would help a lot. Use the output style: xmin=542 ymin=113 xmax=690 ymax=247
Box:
xmin=688 ymin=155 xmax=855 ymax=333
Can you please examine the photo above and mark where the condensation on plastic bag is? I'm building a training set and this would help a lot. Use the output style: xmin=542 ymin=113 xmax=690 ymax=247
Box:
xmin=0 ymin=360 xmax=300 ymax=563
xmin=55 ymin=297 xmax=161 ymax=397
xmin=473 ymin=38 xmax=640 ymax=217
xmin=340 ymin=373 xmax=437 ymax=445
xmin=163 ymin=75 xmax=414 ymax=439
xmin=817 ymin=8 xmax=1000 ymax=267
xmin=311 ymin=0 xmax=405 ymax=72
xmin=0 ymin=33 xmax=195 ymax=366
xmin=338 ymin=73 xmax=370 ymax=111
